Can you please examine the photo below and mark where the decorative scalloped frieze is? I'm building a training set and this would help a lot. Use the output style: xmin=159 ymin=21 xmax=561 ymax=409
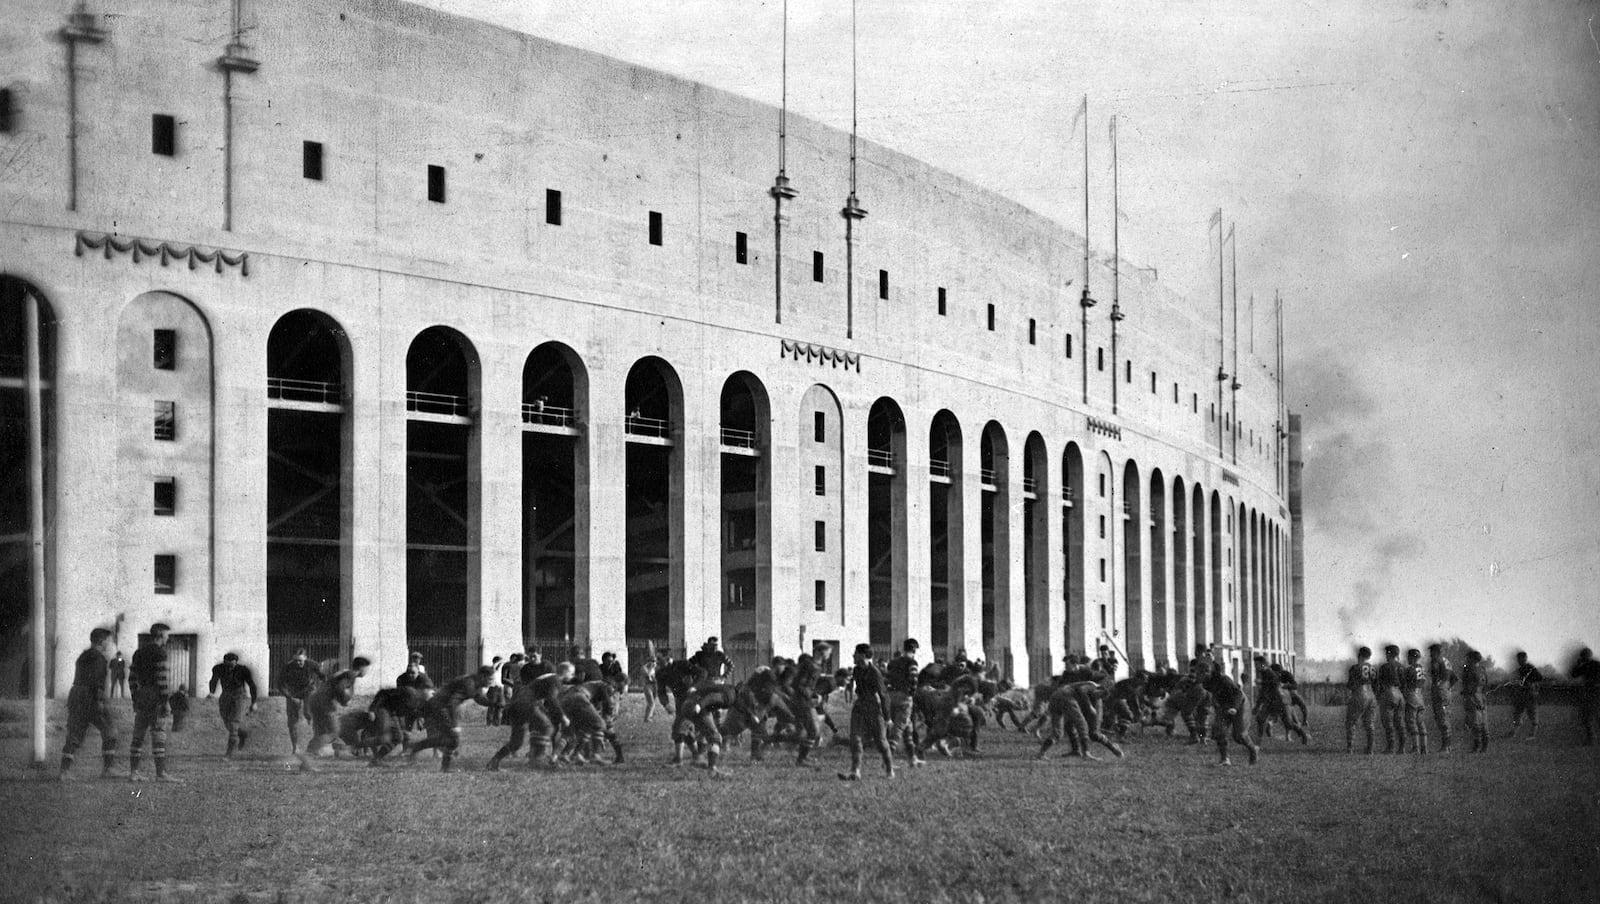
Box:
xmin=75 ymin=231 xmax=249 ymax=276
xmin=780 ymin=339 xmax=860 ymax=372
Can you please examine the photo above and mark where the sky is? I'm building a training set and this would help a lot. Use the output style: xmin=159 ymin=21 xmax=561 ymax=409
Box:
xmin=422 ymin=0 xmax=1600 ymax=665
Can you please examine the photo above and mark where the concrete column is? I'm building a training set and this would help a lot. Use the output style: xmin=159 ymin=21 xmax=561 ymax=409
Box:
xmin=841 ymin=397 xmax=870 ymax=653
xmin=584 ymin=365 xmax=627 ymax=659
xmin=901 ymin=411 xmax=932 ymax=649
xmin=1001 ymin=442 xmax=1026 ymax=683
xmin=680 ymin=368 xmax=713 ymax=651
xmin=474 ymin=343 xmax=523 ymax=662
xmin=347 ymin=275 xmax=408 ymax=688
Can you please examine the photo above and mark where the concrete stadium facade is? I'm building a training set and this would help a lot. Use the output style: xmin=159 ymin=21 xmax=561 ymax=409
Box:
xmin=0 ymin=0 xmax=1304 ymax=695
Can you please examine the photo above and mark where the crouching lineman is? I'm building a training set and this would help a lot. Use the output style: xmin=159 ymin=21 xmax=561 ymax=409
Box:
xmin=1253 ymin=655 xmax=1310 ymax=745
xmin=487 ymin=662 xmax=571 ymax=771
xmin=407 ymin=666 xmax=494 ymax=772
xmin=59 ymin=627 xmax=119 ymax=780
xmin=366 ymin=682 xmax=429 ymax=765
xmin=670 ymin=670 xmax=735 ymax=776
xmin=558 ymin=678 xmax=623 ymax=765
xmin=299 ymin=657 xmax=371 ymax=772
xmin=1036 ymin=676 xmax=1124 ymax=761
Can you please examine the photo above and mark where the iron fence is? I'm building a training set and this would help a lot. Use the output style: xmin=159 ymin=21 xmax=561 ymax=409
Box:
xmin=266 ymin=633 xmax=343 ymax=692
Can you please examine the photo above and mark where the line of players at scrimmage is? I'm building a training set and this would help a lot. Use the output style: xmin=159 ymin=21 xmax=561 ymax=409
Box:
xmin=54 ymin=623 xmax=1600 ymax=781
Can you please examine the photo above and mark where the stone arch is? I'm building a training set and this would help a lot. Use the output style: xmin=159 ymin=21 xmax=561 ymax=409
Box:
xmin=717 ymin=371 xmax=773 ymax=675
xmin=928 ymin=410 xmax=964 ymax=657
xmin=522 ymin=341 xmax=590 ymax=647
xmin=866 ymin=397 xmax=908 ymax=650
xmin=622 ymin=355 xmax=686 ymax=652
xmin=979 ymin=421 xmax=1010 ymax=670
xmin=1022 ymin=431 xmax=1050 ymax=683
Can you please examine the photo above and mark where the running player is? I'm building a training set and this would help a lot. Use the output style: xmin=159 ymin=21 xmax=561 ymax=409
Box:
xmin=885 ymin=638 xmax=924 ymax=767
xmin=276 ymin=647 xmax=322 ymax=755
xmin=207 ymin=652 xmax=258 ymax=758
xmin=407 ymin=666 xmax=495 ymax=772
xmin=1200 ymin=660 xmax=1258 ymax=766
xmin=487 ymin=662 xmax=572 ymax=770
xmin=1253 ymin=655 xmax=1309 ymax=745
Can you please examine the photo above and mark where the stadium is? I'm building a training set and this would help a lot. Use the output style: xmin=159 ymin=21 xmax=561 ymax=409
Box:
xmin=1 ymin=0 xmax=1302 ymax=696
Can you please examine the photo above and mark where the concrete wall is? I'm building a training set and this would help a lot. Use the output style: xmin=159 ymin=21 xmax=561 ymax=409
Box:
xmin=0 ymin=0 xmax=1297 ymax=692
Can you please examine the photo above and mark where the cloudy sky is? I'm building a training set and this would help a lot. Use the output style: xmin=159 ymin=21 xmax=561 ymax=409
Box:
xmin=424 ymin=0 xmax=1600 ymax=664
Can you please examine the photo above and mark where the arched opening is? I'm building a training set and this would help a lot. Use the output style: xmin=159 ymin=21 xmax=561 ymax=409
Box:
xmin=1062 ymin=443 xmax=1085 ymax=659
xmin=979 ymin=421 xmax=1009 ymax=670
xmin=266 ymin=309 xmax=350 ymax=678
xmin=623 ymin=356 xmax=683 ymax=654
xmin=1094 ymin=452 xmax=1115 ymax=654
xmin=405 ymin=326 xmax=479 ymax=680
xmin=928 ymin=411 xmax=964 ymax=657
xmin=1023 ymin=432 xmax=1049 ymax=683
xmin=867 ymin=397 xmax=907 ymax=649
xmin=799 ymin=384 xmax=844 ymax=664
xmin=522 ymin=341 xmax=587 ymax=649
xmin=1121 ymin=460 xmax=1143 ymax=671
xmin=719 ymin=371 xmax=772 ymax=677
xmin=1172 ymin=476 xmax=1189 ymax=664
xmin=1149 ymin=468 xmax=1167 ymax=669
xmin=1210 ymin=491 xmax=1224 ymax=646
xmin=0 ymin=276 xmax=55 ymax=695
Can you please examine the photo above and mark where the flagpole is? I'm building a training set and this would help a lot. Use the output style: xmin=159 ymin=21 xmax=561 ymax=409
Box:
xmin=771 ymin=0 xmax=797 ymax=325
xmin=841 ymin=0 xmax=866 ymax=340
xmin=1229 ymin=223 xmax=1240 ymax=466
xmin=1214 ymin=208 xmax=1225 ymax=456
xmin=1078 ymin=94 xmax=1094 ymax=407
xmin=1109 ymin=114 xmax=1123 ymax=415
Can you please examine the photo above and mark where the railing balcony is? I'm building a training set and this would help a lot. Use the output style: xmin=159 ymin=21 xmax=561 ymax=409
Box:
xmin=720 ymin=426 xmax=758 ymax=449
xmin=625 ymin=413 xmax=670 ymax=439
xmin=1122 ymin=499 xmax=1133 ymax=518
xmin=268 ymin=377 xmax=342 ymax=405
xmin=407 ymin=390 xmax=470 ymax=418
xmin=1062 ymin=485 xmax=1075 ymax=506
xmin=867 ymin=447 xmax=894 ymax=470
xmin=1022 ymin=475 xmax=1038 ymax=495
xmin=929 ymin=458 xmax=952 ymax=479
xmin=521 ymin=402 xmax=577 ymax=429
xmin=979 ymin=466 xmax=998 ymax=486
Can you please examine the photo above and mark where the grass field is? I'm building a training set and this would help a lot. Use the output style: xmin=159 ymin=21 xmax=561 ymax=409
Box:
xmin=1 ymin=696 xmax=1596 ymax=904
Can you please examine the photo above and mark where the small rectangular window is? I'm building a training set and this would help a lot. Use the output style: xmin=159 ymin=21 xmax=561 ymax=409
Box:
xmin=153 ymin=477 xmax=176 ymax=516
xmin=814 ymin=465 xmax=826 ymax=496
xmin=648 ymin=211 xmax=663 ymax=246
xmin=1098 ymin=473 xmax=1106 ymax=497
xmin=815 ymin=521 xmax=826 ymax=552
xmin=1097 ymin=348 xmax=1104 ymax=371
xmin=427 ymin=165 xmax=446 ymax=203
xmin=735 ymin=231 xmax=748 ymax=264
xmin=1065 ymin=334 xmax=1073 ymax=358
xmin=154 ymin=554 xmax=176 ymax=594
xmin=153 ymin=329 xmax=176 ymax=370
xmin=1099 ymin=515 xmax=1106 ymax=539
xmin=814 ymin=580 xmax=827 ymax=611
xmin=1099 ymin=560 xmax=1106 ymax=583
xmin=1028 ymin=318 xmax=1036 ymax=345
xmin=546 ymin=189 xmax=562 ymax=225
xmin=1151 ymin=371 xmax=1157 ymax=394
xmin=1126 ymin=360 xmax=1133 ymax=383
xmin=986 ymin=304 xmax=995 ymax=332
xmin=937 ymin=287 xmax=947 ymax=316
xmin=814 ymin=412 xmax=826 ymax=443
xmin=0 ymin=89 xmax=14 ymax=133
xmin=878 ymin=270 xmax=889 ymax=300
xmin=1193 ymin=393 xmax=1198 ymax=413
xmin=153 ymin=401 xmax=176 ymax=441
xmin=1209 ymin=404 xmax=1215 ymax=422
xmin=813 ymin=251 xmax=824 ymax=283
xmin=1173 ymin=382 xmax=1179 ymax=403
xmin=1100 ymin=603 xmax=1108 ymax=626
xmin=302 ymin=141 xmax=324 ymax=181
xmin=152 ymin=114 xmax=176 ymax=156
